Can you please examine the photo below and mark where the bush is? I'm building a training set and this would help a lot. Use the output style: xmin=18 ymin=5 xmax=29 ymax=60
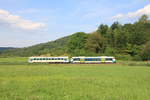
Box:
xmin=132 ymin=55 xmax=142 ymax=61
xmin=141 ymin=41 xmax=150 ymax=61
xmin=115 ymin=54 xmax=132 ymax=61
xmin=104 ymin=47 xmax=116 ymax=56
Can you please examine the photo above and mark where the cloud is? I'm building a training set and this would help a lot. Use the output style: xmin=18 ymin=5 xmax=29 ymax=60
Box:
xmin=0 ymin=9 xmax=45 ymax=30
xmin=112 ymin=4 xmax=150 ymax=20
xmin=17 ymin=8 xmax=40 ymax=14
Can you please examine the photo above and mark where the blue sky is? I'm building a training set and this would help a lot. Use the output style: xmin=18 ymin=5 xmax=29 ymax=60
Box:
xmin=0 ymin=0 xmax=150 ymax=47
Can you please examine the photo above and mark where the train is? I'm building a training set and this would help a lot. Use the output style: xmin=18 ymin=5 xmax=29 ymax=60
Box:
xmin=28 ymin=56 xmax=116 ymax=64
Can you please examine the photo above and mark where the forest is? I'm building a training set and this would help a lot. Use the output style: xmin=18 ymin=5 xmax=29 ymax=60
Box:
xmin=0 ymin=15 xmax=150 ymax=61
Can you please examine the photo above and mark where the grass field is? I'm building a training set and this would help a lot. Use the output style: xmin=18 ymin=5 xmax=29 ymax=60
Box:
xmin=0 ymin=57 xmax=150 ymax=100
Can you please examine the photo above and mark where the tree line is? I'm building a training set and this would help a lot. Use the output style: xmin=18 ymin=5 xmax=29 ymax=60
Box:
xmin=67 ymin=15 xmax=150 ymax=61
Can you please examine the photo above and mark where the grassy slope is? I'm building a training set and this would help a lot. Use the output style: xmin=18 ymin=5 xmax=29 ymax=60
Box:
xmin=0 ymin=58 xmax=150 ymax=100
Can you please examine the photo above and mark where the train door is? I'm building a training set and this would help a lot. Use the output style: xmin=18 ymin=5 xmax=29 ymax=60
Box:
xmin=80 ymin=58 xmax=85 ymax=63
xmin=101 ymin=58 xmax=105 ymax=63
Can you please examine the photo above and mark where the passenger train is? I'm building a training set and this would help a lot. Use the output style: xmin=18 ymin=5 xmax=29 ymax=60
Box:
xmin=28 ymin=56 xmax=116 ymax=64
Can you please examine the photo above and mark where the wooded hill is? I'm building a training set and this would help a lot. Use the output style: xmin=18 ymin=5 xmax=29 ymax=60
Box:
xmin=0 ymin=36 xmax=70 ymax=57
xmin=0 ymin=47 xmax=16 ymax=51
xmin=0 ymin=15 xmax=150 ymax=61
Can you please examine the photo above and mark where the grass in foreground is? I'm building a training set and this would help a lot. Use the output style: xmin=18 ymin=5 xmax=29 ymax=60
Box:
xmin=0 ymin=63 xmax=150 ymax=100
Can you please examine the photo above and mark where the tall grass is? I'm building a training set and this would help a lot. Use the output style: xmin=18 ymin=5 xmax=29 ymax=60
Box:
xmin=119 ymin=60 xmax=150 ymax=67
xmin=0 ymin=57 xmax=28 ymax=65
xmin=0 ymin=59 xmax=150 ymax=100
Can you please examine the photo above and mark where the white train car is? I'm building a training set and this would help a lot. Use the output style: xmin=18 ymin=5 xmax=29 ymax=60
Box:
xmin=28 ymin=56 xmax=69 ymax=63
xmin=71 ymin=56 xmax=116 ymax=64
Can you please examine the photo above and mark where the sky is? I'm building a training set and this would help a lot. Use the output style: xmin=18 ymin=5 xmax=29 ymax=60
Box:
xmin=0 ymin=0 xmax=150 ymax=47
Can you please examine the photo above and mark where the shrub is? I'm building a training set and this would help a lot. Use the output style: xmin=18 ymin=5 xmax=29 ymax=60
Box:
xmin=132 ymin=55 xmax=142 ymax=61
xmin=115 ymin=54 xmax=132 ymax=61
xmin=141 ymin=41 xmax=150 ymax=61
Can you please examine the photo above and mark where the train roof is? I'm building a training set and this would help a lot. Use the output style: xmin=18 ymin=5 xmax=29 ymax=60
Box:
xmin=29 ymin=56 xmax=69 ymax=58
xmin=29 ymin=56 xmax=115 ymax=58
xmin=72 ymin=56 xmax=115 ymax=58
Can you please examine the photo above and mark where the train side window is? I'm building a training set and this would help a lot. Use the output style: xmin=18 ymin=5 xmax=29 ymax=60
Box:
xmin=90 ymin=59 xmax=94 ymax=61
xmin=85 ymin=58 xmax=90 ymax=61
xmin=49 ymin=58 xmax=52 ymax=60
xmin=95 ymin=58 xmax=100 ymax=61
xmin=43 ymin=58 xmax=46 ymax=60
xmin=73 ymin=58 xmax=80 ymax=61
xmin=64 ymin=59 xmax=67 ymax=61
xmin=85 ymin=59 xmax=88 ymax=61
xmin=105 ymin=58 xmax=113 ymax=61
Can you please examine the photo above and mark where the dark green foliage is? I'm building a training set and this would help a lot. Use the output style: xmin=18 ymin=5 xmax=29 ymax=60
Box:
xmin=129 ymin=24 xmax=147 ymax=45
xmin=97 ymin=24 xmax=109 ymax=36
xmin=111 ymin=21 xmax=121 ymax=30
xmin=141 ymin=41 xmax=150 ymax=61
xmin=86 ymin=32 xmax=106 ymax=53
xmin=67 ymin=32 xmax=88 ymax=56
xmin=114 ymin=28 xmax=128 ymax=49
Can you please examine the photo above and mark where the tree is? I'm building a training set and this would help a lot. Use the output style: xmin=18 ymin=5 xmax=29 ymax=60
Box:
xmin=129 ymin=23 xmax=147 ymax=45
xmin=111 ymin=21 xmax=121 ymax=30
xmin=125 ymin=44 xmax=142 ymax=56
xmin=138 ymin=14 xmax=149 ymax=23
xmin=141 ymin=41 xmax=150 ymax=61
xmin=114 ymin=28 xmax=128 ymax=49
xmin=105 ymin=28 xmax=115 ymax=47
xmin=97 ymin=24 xmax=109 ymax=36
xmin=86 ymin=32 xmax=106 ymax=53
xmin=67 ymin=32 xmax=88 ymax=55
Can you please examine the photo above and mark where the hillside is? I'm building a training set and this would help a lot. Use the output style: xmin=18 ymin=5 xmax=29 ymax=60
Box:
xmin=0 ymin=36 xmax=71 ymax=57
xmin=0 ymin=47 xmax=16 ymax=51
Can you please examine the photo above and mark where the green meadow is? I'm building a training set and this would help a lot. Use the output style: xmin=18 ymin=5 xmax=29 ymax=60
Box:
xmin=0 ymin=58 xmax=150 ymax=100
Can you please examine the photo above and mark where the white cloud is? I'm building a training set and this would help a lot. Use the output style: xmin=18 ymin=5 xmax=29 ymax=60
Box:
xmin=0 ymin=9 xmax=45 ymax=30
xmin=112 ymin=14 xmax=124 ymax=20
xmin=112 ymin=4 xmax=150 ymax=20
